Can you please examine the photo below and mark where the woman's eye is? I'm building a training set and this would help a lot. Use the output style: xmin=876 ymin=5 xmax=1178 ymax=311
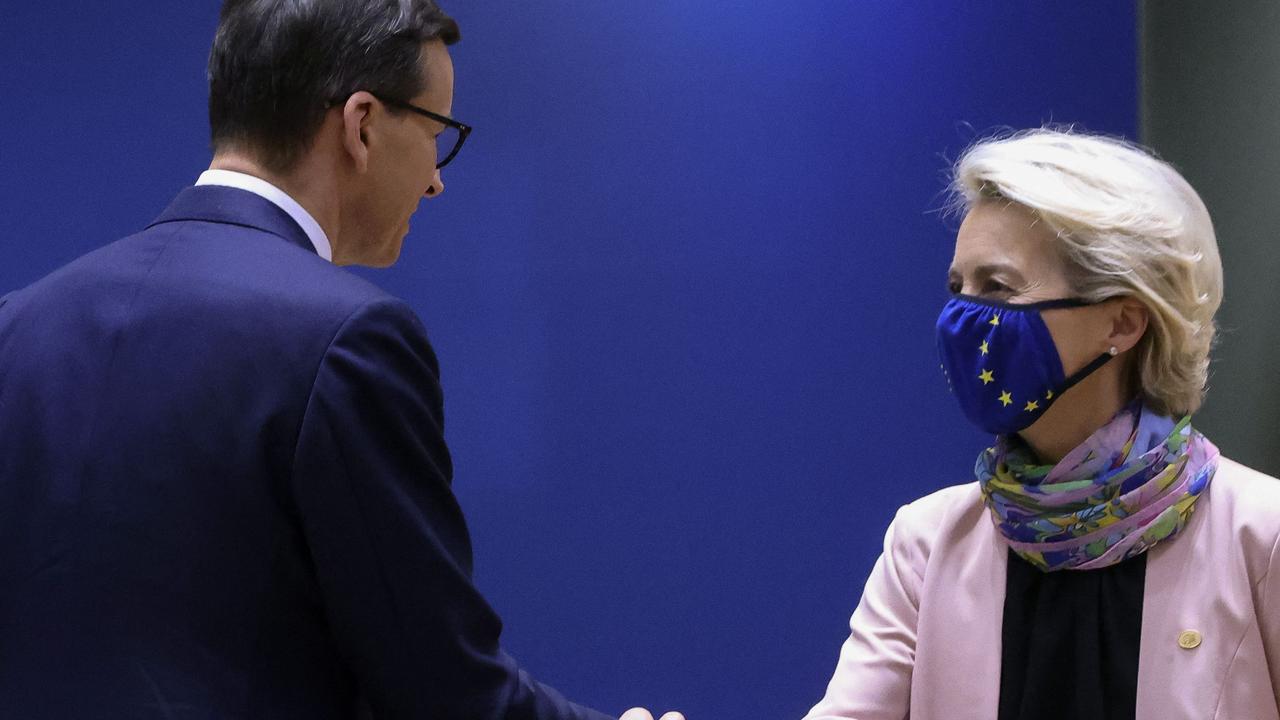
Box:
xmin=948 ymin=277 xmax=1015 ymax=295
xmin=983 ymin=279 xmax=1012 ymax=295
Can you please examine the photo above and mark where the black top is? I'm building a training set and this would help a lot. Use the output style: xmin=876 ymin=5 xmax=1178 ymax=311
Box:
xmin=997 ymin=550 xmax=1147 ymax=720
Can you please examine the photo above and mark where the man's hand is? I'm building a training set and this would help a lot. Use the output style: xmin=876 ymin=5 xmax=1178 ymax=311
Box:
xmin=620 ymin=708 xmax=685 ymax=720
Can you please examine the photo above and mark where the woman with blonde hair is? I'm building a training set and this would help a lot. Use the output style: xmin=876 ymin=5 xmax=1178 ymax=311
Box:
xmin=804 ymin=128 xmax=1280 ymax=719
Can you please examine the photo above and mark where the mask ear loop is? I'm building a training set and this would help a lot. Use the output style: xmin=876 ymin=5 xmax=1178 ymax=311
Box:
xmin=1053 ymin=351 xmax=1116 ymax=397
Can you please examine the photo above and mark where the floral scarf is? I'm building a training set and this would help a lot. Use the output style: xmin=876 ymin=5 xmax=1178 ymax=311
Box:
xmin=976 ymin=401 xmax=1219 ymax=572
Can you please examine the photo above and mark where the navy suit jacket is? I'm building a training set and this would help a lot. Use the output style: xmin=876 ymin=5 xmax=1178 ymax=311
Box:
xmin=0 ymin=186 xmax=612 ymax=720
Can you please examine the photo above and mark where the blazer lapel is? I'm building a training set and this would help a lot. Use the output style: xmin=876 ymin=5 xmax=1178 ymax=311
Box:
xmin=1137 ymin=487 xmax=1217 ymax=720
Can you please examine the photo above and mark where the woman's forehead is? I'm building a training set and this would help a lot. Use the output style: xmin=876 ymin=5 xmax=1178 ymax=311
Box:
xmin=953 ymin=202 xmax=1063 ymax=275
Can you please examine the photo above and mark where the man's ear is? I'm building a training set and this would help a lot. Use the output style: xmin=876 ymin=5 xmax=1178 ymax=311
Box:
xmin=1107 ymin=296 xmax=1150 ymax=354
xmin=340 ymin=92 xmax=378 ymax=174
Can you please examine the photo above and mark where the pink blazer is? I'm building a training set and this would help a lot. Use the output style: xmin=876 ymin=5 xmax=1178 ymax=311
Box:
xmin=804 ymin=458 xmax=1280 ymax=720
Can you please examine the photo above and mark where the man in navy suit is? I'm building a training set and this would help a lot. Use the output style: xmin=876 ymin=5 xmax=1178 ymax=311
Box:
xmin=0 ymin=2 xmax=681 ymax=719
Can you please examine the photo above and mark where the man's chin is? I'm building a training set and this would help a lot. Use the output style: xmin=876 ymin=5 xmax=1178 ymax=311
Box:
xmin=371 ymin=241 xmax=403 ymax=268
xmin=338 ymin=235 xmax=404 ymax=269
xmin=383 ymin=230 xmax=407 ymax=266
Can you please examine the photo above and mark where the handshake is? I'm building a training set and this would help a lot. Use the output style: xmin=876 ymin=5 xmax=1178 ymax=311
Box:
xmin=621 ymin=709 xmax=685 ymax=720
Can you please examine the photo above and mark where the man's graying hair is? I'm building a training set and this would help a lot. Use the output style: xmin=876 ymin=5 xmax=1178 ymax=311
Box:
xmin=208 ymin=0 xmax=459 ymax=173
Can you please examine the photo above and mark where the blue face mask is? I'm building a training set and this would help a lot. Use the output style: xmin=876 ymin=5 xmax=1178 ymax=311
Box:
xmin=936 ymin=294 xmax=1114 ymax=435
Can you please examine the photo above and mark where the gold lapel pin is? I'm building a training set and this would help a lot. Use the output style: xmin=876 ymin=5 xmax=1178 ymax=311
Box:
xmin=1178 ymin=630 xmax=1202 ymax=650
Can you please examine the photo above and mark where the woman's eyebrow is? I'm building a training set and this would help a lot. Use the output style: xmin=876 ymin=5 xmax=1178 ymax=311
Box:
xmin=974 ymin=263 xmax=1026 ymax=282
xmin=948 ymin=263 xmax=1026 ymax=282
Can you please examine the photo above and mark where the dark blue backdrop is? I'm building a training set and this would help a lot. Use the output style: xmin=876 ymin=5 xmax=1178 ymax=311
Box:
xmin=0 ymin=3 xmax=1136 ymax=718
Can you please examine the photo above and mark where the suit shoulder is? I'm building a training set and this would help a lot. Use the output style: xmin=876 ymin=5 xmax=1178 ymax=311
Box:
xmin=325 ymin=295 xmax=432 ymax=350
xmin=894 ymin=482 xmax=983 ymax=535
xmin=1214 ymin=456 xmax=1280 ymax=497
xmin=146 ymin=218 xmax=399 ymax=309
xmin=885 ymin=482 xmax=985 ymax=564
xmin=9 ymin=221 xmax=426 ymax=359
xmin=245 ymin=261 xmax=428 ymax=357
xmin=1206 ymin=456 xmax=1280 ymax=534
xmin=139 ymin=219 xmax=408 ymax=328
xmin=1178 ymin=456 xmax=1280 ymax=588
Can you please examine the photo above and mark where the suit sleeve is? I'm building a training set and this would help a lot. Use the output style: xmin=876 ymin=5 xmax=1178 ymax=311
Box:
xmin=290 ymin=298 xmax=613 ymax=720
xmin=802 ymin=508 xmax=925 ymax=720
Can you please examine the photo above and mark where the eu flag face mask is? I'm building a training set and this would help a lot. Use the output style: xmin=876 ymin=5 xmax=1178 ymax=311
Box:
xmin=936 ymin=294 xmax=1114 ymax=435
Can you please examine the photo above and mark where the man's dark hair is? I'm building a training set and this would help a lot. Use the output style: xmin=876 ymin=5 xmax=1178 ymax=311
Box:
xmin=208 ymin=0 xmax=460 ymax=173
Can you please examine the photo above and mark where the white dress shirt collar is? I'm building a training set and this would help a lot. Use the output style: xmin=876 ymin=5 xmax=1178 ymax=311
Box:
xmin=195 ymin=169 xmax=333 ymax=262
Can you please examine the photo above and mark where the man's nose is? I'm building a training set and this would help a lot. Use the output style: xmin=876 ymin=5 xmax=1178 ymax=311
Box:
xmin=425 ymin=169 xmax=445 ymax=198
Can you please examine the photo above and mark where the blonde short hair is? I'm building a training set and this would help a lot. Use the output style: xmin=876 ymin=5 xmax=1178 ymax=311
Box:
xmin=950 ymin=128 xmax=1223 ymax=416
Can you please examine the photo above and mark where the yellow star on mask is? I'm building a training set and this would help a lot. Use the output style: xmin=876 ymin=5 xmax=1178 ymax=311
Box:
xmin=998 ymin=391 xmax=1013 ymax=407
xmin=1045 ymin=390 xmax=1054 ymax=400
xmin=1025 ymin=400 xmax=1040 ymax=412
xmin=979 ymin=369 xmax=995 ymax=385
xmin=979 ymin=340 xmax=990 ymax=355
xmin=989 ymin=314 xmax=1001 ymax=327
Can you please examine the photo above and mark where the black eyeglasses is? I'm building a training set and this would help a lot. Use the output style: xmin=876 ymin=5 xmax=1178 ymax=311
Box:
xmin=329 ymin=93 xmax=470 ymax=169
xmin=374 ymin=95 xmax=471 ymax=169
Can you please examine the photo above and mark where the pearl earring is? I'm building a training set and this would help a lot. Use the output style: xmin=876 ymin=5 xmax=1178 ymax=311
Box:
xmin=1109 ymin=346 xmax=1119 ymax=356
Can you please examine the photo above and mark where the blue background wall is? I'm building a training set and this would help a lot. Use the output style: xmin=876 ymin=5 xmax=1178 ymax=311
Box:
xmin=0 ymin=3 xmax=1136 ymax=718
